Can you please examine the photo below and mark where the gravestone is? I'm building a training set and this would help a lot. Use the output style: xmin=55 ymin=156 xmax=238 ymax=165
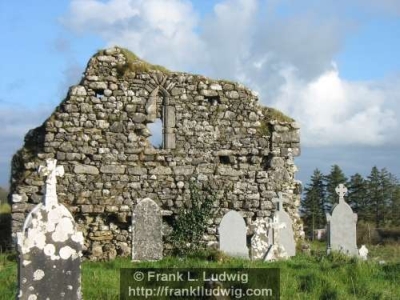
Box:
xmin=219 ymin=210 xmax=249 ymax=258
xmin=264 ymin=213 xmax=289 ymax=261
xmin=314 ymin=228 xmax=327 ymax=241
xmin=326 ymin=184 xmax=358 ymax=256
xmin=359 ymin=245 xmax=368 ymax=260
xmin=132 ymin=198 xmax=163 ymax=261
xmin=250 ymin=218 xmax=273 ymax=260
xmin=17 ymin=159 xmax=83 ymax=300
xmin=273 ymin=192 xmax=296 ymax=257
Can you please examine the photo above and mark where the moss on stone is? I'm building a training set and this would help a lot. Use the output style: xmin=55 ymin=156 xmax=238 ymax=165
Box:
xmin=258 ymin=121 xmax=271 ymax=136
xmin=115 ymin=47 xmax=170 ymax=76
xmin=257 ymin=107 xmax=294 ymax=136
xmin=263 ymin=107 xmax=294 ymax=123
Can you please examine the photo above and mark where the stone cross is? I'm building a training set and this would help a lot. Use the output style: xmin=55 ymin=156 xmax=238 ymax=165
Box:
xmin=264 ymin=214 xmax=289 ymax=261
xmin=17 ymin=159 xmax=82 ymax=300
xmin=273 ymin=192 xmax=284 ymax=212
xmin=326 ymin=183 xmax=358 ymax=256
xmin=335 ymin=184 xmax=348 ymax=203
xmin=272 ymin=192 xmax=296 ymax=257
xmin=38 ymin=158 xmax=64 ymax=207
xmin=269 ymin=214 xmax=286 ymax=245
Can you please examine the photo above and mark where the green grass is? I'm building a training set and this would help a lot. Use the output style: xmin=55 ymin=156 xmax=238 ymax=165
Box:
xmin=0 ymin=187 xmax=7 ymax=203
xmin=0 ymin=203 xmax=10 ymax=214
xmin=263 ymin=107 xmax=294 ymax=124
xmin=257 ymin=107 xmax=295 ymax=136
xmin=0 ymin=252 xmax=17 ymax=300
xmin=1 ymin=243 xmax=400 ymax=299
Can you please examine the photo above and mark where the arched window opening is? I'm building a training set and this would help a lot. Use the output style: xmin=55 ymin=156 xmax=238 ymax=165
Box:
xmin=148 ymin=118 xmax=163 ymax=148
xmin=145 ymin=87 xmax=176 ymax=149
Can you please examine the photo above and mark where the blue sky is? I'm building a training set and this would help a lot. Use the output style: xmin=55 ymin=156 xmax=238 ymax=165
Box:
xmin=1 ymin=0 xmax=400 ymax=189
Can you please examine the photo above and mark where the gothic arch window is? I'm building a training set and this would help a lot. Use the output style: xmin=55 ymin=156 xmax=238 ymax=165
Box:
xmin=148 ymin=118 xmax=163 ymax=148
xmin=146 ymin=86 xmax=176 ymax=149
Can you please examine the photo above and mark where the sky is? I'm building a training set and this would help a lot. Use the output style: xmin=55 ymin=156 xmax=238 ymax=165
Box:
xmin=1 ymin=0 xmax=400 ymax=189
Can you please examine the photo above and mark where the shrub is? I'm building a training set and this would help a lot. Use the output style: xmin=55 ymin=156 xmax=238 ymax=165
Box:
xmin=170 ymin=181 xmax=215 ymax=256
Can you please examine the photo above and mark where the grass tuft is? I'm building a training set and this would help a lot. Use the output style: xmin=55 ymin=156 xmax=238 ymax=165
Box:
xmin=114 ymin=47 xmax=170 ymax=76
xmin=263 ymin=107 xmax=294 ymax=123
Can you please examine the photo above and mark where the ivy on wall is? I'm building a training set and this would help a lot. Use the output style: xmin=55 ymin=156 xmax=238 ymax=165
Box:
xmin=171 ymin=181 xmax=216 ymax=255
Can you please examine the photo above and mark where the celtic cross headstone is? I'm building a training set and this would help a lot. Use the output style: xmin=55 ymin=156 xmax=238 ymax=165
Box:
xmin=326 ymin=184 xmax=358 ymax=256
xmin=17 ymin=159 xmax=83 ymax=300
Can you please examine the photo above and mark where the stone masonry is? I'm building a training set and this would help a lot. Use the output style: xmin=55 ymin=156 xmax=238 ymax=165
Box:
xmin=9 ymin=47 xmax=302 ymax=260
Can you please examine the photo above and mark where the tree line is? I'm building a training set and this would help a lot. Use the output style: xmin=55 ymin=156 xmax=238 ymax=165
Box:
xmin=301 ymin=165 xmax=400 ymax=237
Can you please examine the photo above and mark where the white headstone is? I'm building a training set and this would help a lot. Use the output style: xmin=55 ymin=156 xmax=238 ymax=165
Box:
xmin=219 ymin=211 xmax=249 ymax=258
xmin=17 ymin=159 xmax=83 ymax=300
xmin=264 ymin=213 xmax=289 ymax=261
xmin=359 ymin=245 xmax=368 ymax=260
xmin=250 ymin=218 xmax=273 ymax=260
xmin=326 ymin=184 xmax=358 ymax=256
xmin=273 ymin=192 xmax=296 ymax=257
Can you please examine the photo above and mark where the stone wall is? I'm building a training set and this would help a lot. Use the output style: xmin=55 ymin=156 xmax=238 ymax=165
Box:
xmin=9 ymin=47 xmax=302 ymax=260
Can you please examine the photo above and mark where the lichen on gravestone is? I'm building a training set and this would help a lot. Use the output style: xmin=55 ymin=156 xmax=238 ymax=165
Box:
xmin=17 ymin=159 xmax=83 ymax=300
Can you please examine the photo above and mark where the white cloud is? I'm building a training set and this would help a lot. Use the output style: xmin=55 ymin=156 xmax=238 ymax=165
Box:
xmin=61 ymin=0 xmax=400 ymax=148
xmin=199 ymin=0 xmax=258 ymax=76
xmin=271 ymin=67 xmax=398 ymax=146
xmin=62 ymin=0 xmax=140 ymax=32
xmin=62 ymin=0 xmax=204 ymax=70
xmin=0 ymin=105 xmax=53 ymax=187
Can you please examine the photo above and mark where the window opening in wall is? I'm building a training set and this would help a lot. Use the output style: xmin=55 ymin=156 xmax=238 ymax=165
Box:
xmin=148 ymin=118 xmax=163 ymax=148
xmin=219 ymin=155 xmax=230 ymax=164
xmin=205 ymin=95 xmax=221 ymax=105
xmin=261 ymin=155 xmax=271 ymax=171
xmin=95 ymin=89 xmax=104 ymax=99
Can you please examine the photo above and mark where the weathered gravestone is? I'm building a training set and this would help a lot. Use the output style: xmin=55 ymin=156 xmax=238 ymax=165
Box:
xmin=17 ymin=159 xmax=83 ymax=300
xmin=326 ymin=184 xmax=358 ymax=256
xmin=250 ymin=218 xmax=273 ymax=260
xmin=273 ymin=192 xmax=296 ymax=257
xmin=219 ymin=210 xmax=249 ymax=258
xmin=359 ymin=245 xmax=369 ymax=260
xmin=264 ymin=213 xmax=289 ymax=261
xmin=132 ymin=198 xmax=163 ymax=261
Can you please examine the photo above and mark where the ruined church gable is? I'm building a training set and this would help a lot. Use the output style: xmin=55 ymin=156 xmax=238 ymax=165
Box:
xmin=10 ymin=47 xmax=302 ymax=259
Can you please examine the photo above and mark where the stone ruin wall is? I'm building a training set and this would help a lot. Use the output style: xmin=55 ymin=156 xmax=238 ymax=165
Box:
xmin=9 ymin=47 xmax=302 ymax=260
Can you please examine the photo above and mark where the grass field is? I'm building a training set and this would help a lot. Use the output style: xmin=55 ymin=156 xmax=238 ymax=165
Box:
xmin=1 ymin=243 xmax=399 ymax=300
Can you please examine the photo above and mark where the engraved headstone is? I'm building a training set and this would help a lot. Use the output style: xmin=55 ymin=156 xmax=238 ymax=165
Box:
xmin=219 ymin=210 xmax=249 ymax=258
xmin=326 ymin=184 xmax=358 ymax=256
xmin=273 ymin=192 xmax=296 ymax=257
xmin=132 ymin=198 xmax=163 ymax=261
xmin=17 ymin=159 xmax=83 ymax=300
